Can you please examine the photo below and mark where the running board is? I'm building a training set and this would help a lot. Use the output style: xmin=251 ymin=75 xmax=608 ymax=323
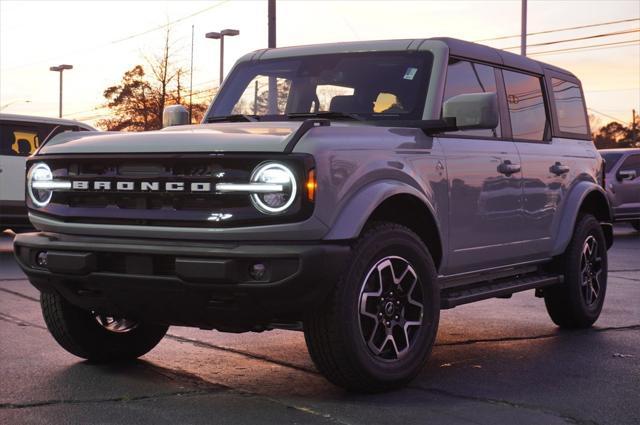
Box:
xmin=440 ymin=274 xmax=563 ymax=309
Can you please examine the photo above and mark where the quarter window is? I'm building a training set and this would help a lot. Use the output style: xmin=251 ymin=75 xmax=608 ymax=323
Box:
xmin=503 ymin=70 xmax=549 ymax=141
xmin=551 ymin=78 xmax=588 ymax=135
xmin=442 ymin=59 xmax=500 ymax=138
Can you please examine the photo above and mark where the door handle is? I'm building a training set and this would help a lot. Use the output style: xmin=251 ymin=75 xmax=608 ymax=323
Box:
xmin=497 ymin=160 xmax=521 ymax=176
xmin=550 ymin=162 xmax=570 ymax=176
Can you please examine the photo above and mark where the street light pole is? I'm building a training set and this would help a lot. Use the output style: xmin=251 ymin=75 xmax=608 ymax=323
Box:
xmin=49 ymin=64 xmax=73 ymax=118
xmin=521 ymin=0 xmax=527 ymax=56
xmin=205 ymin=29 xmax=240 ymax=87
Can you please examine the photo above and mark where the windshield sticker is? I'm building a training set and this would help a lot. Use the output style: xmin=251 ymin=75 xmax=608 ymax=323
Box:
xmin=403 ymin=67 xmax=418 ymax=80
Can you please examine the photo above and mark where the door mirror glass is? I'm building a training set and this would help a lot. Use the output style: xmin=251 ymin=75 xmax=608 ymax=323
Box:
xmin=443 ymin=92 xmax=498 ymax=130
xmin=617 ymin=169 xmax=637 ymax=181
xmin=162 ymin=105 xmax=189 ymax=128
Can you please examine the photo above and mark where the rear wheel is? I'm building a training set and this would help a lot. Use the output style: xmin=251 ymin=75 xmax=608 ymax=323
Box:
xmin=631 ymin=221 xmax=640 ymax=232
xmin=304 ymin=222 xmax=440 ymax=392
xmin=544 ymin=214 xmax=608 ymax=328
xmin=41 ymin=291 xmax=168 ymax=362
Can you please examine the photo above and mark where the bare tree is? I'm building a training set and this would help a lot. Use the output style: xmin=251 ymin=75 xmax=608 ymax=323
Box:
xmin=98 ymin=28 xmax=210 ymax=131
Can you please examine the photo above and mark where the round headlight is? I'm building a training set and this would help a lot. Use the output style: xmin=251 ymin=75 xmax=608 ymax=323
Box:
xmin=27 ymin=163 xmax=53 ymax=207
xmin=250 ymin=162 xmax=297 ymax=214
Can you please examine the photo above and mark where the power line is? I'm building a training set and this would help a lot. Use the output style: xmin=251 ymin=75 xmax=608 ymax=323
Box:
xmin=475 ymin=17 xmax=639 ymax=42
xmin=1 ymin=1 xmax=231 ymax=72
xmin=110 ymin=1 xmax=231 ymax=45
xmin=527 ymin=39 xmax=640 ymax=56
xmin=502 ymin=28 xmax=640 ymax=50
xmin=588 ymin=108 xmax=630 ymax=124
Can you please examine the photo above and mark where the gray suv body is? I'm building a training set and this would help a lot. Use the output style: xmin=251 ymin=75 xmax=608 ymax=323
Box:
xmin=14 ymin=38 xmax=613 ymax=392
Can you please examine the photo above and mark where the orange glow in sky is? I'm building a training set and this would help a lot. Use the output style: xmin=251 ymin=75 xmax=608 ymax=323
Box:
xmin=1 ymin=1 xmax=638 ymax=128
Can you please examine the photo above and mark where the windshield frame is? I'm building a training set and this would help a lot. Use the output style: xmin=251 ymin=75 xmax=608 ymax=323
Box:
xmin=205 ymin=50 xmax=434 ymax=123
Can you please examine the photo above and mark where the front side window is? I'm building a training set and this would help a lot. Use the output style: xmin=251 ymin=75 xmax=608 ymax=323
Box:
xmin=551 ymin=78 xmax=588 ymax=135
xmin=210 ymin=51 xmax=433 ymax=121
xmin=620 ymin=154 xmax=640 ymax=175
xmin=503 ymin=70 xmax=549 ymax=141
xmin=601 ymin=152 xmax=624 ymax=173
xmin=442 ymin=59 xmax=500 ymax=138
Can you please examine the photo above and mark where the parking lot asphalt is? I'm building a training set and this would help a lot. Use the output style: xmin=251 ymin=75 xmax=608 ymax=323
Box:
xmin=0 ymin=225 xmax=638 ymax=425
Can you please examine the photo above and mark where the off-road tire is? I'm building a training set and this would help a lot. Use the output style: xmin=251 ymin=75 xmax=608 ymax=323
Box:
xmin=304 ymin=222 xmax=440 ymax=392
xmin=41 ymin=291 xmax=168 ymax=362
xmin=544 ymin=214 xmax=608 ymax=328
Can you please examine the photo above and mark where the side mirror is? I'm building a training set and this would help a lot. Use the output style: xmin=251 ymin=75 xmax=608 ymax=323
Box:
xmin=162 ymin=105 xmax=189 ymax=128
xmin=617 ymin=169 xmax=637 ymax=181
xmin=443 ymin=92 xmax=499 ymax=130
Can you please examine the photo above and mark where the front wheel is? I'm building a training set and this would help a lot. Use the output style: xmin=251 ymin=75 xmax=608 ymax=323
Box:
xmin=41 ymin=292 xmax=168 ymax=362
xmin=544 ymin=214 xmax=608 ymax=328
xmin=304 ymin=222 xmax=440 ymax=392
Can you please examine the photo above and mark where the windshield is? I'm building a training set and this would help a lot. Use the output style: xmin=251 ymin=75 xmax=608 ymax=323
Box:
xmin=208 ymin=51 xmax=433 ymax=121
xmin=601 ymin=152 xmax=624 ymax=173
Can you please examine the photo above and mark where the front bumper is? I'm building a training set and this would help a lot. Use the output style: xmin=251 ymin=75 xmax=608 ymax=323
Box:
xmin=14 ymin=232 xmax=350 ymax=331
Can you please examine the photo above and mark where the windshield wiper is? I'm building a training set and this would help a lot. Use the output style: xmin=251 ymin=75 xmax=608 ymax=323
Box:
xmin=286 ymin=111 xmax=364 ymax=121
xmin=206 ymin=114 xmax=259 ymax=123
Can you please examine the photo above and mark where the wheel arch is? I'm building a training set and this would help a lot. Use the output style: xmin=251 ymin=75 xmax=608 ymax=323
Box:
xmin=324 ymin=180 xmax=444 ymax=271
xmin=551 ymin=182 xmax=613 ymax=256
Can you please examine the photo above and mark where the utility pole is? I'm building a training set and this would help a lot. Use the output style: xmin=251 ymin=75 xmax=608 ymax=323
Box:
xmin=189 ymin=24 xmax=194 ymax=123
xmin=632 ymin=109 xmax=637 ymax=145
xmin=49 ymin=64 xmax=73 ymax=118
xmin=521 ymin=0 xmax=527 ymax=56
xmin=267 ymin=0 xmax=277 ymax=113
xmin=268 ymin=0 xmax=276 ymax=48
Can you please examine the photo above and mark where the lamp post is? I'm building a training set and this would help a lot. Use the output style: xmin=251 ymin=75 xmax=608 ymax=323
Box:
xmin=49 ymin=64 xmax=73 ymax=118
xmin=205 ymin=29 xmax=239 ymax=87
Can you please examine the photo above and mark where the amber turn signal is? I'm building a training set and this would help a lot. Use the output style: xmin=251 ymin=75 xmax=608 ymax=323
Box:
xmin=306 ymin=169 xmax=317 ymax=201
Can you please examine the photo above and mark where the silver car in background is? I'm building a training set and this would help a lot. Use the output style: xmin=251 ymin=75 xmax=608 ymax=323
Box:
xmin=600 ymin=148 xmax=640 ymax=231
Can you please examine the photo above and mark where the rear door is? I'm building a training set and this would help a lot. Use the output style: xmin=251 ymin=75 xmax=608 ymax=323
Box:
xmin=505 ymin=70 xmax=593 ymax=258
xmin=436 ymin=59 xmax=526 ymax=275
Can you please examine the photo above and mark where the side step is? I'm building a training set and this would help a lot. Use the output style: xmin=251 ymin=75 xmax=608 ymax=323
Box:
xmin=440 ymin=273 xmax=563 ymax=309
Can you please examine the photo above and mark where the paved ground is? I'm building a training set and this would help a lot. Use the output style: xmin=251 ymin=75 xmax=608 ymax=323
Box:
xmin=0 ymin=226 xmax=638 ymax=425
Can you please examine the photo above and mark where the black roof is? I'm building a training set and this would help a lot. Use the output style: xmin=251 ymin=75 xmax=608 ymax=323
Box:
xmin=431 ymin=37 xmax=578 ymax=79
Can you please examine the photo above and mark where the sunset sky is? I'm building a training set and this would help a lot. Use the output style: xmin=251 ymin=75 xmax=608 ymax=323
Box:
xmin=1 ymin=0 xmax=638 ymax=128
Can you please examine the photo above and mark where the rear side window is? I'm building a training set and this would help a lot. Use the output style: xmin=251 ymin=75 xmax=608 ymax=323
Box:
xmin=503 ymin=70 xmax=549 ymax=141
xmin=551 ymin=78 xmax=588 ymax=135
xmin=442 ymin=59 xmax=500 ymax=138
xmin=0 ymin=122 xmax=62 ymax=156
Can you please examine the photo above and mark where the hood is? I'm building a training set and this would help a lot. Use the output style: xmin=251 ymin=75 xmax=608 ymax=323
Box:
xmin=38 ymin=122 xmax=309 ymax=155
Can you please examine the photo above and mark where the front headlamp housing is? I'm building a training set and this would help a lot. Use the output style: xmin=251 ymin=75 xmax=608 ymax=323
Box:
xmin=27 ymin=163 xmax=54 ymax=208
xmin=249 ymin=162 xmax=297 ymax=214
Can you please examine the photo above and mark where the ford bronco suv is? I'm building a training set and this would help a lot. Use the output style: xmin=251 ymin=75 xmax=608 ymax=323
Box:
xmin=14 ymin=38 xmax=612 ymax=392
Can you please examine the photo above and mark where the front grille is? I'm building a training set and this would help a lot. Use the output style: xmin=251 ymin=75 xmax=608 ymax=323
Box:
xmin=29 ymin=154 xmax=314 ymax=228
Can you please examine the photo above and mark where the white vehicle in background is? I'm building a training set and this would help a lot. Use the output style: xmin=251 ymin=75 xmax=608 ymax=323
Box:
xmin=0 ymin=113 xmax=95 ymax=229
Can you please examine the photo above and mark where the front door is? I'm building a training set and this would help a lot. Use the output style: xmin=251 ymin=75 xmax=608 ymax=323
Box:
xmin=436 ymin=59 xmax=526 ymax=275
xmin=439 ymin=137 xmax=524 ymax=274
